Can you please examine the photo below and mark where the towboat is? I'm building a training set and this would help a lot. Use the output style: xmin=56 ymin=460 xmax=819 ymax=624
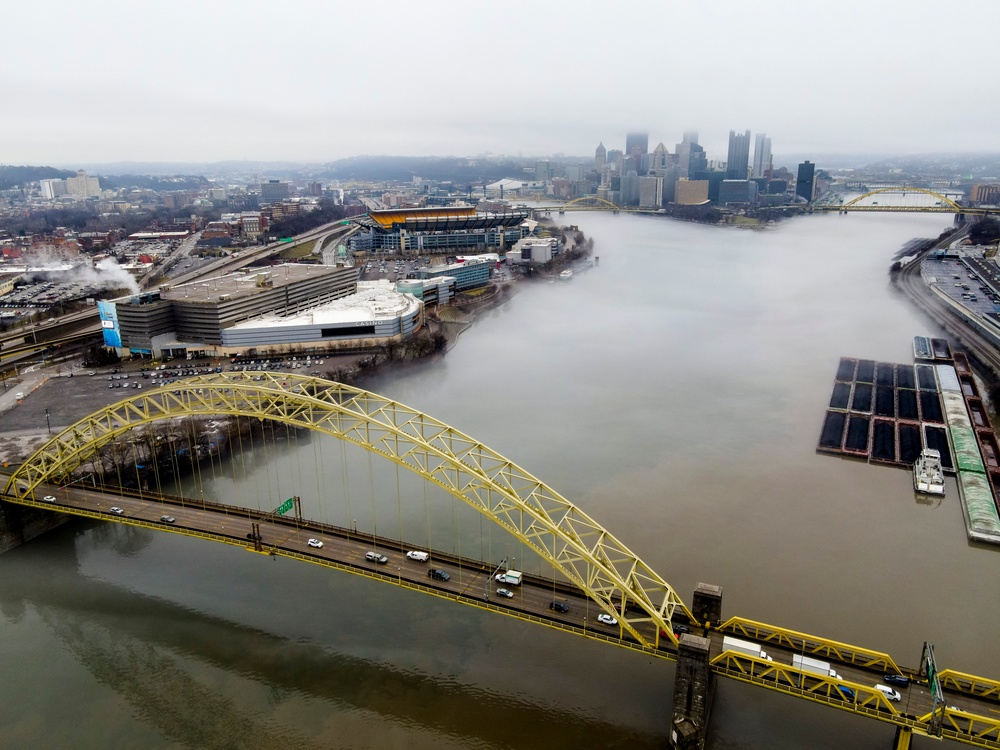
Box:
xmin=913 ymin=448 xmax=945 ymax=495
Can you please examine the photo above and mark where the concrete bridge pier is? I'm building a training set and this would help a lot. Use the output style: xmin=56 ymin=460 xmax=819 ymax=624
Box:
xmin=0 ymin=500 xmax=69 ymax=554
xmin=891 ymin=727 xmax=912 ymax=750
xmin=668 ymin=583 xmax=723 ymax=749
xmin=669 ymin=634 xmax=713 ymax=749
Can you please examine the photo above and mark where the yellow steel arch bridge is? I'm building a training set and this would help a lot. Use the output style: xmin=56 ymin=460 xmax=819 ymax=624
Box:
xmin=534 ymin=196 xmax=664 ymax=215
xmin=4 ymin=372 xmax=1000 ymax=747
xmin=815 ymin=187 xmax=998 ymax=215
xmin=3 ymin=371 xmax=692 ymax=650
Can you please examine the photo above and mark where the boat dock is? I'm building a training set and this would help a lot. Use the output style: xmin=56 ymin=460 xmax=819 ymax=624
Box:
xmin=817 ymin=340 xmax=1000 ymax=545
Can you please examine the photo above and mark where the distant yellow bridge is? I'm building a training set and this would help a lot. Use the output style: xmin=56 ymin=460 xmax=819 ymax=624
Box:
xmin=812 ymin=187 xmax=998 ymax=215
xmin=530 ymin=189 xmax=1000 ymax=217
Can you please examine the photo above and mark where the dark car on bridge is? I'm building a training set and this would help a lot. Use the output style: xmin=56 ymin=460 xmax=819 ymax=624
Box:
xmin=883 ymin=674 xmax=910 ymax=687
xmin=428 ymin=569 xmax=450 ymax=581
xmin=550 ymin=601 xmax=570 ymax=614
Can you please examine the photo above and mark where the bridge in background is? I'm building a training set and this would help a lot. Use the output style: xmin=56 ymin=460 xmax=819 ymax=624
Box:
xmin=809 ymin=187 xmax=1000 ymax=215
xmin=3 ymin=372 xmax=999 ymax=749
xmin=531 ymin=189 xmax=1000 ymax=218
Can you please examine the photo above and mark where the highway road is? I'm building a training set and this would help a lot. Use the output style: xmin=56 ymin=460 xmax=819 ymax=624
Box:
xmin=895 ymin=226 xmax=1000 ymax=378
xmin=161 ymin=221 xmax=358 ymax=288
xmin=34 ymin=482 xmax=639 ymax=638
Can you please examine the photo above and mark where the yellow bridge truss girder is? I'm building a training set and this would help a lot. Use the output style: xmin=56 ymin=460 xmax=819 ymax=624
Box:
xmin=3 ymin=371 xmax=694 ymax=649
xmin=719 ymin=616 xmax=902 ymax=673
xmin=840 ymin=186 xmax=963 ymax=211
xmin=938 ymin=670 xmax=1000 ymax=701
xmin=712 ymin=650 xmax=1000 ymax=745
xmin=920 ymin=707 xmax=1000 ymax=747
xmin=711 ymin=651 xmax=901 ymax=715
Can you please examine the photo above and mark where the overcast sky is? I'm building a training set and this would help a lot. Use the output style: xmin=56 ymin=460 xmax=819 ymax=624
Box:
xmin=3 ymin=0 xmax=997 ymax=167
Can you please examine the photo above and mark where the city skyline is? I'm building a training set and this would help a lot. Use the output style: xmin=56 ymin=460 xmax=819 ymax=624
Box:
xmin=2 ymin=0 xmax=999 ymax=165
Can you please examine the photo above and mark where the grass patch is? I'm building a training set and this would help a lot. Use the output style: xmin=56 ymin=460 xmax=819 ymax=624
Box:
xmin=729 ymin=215 xmax=763 ymax=226
xmin=278 ymin=239 xmax=317 ymax=259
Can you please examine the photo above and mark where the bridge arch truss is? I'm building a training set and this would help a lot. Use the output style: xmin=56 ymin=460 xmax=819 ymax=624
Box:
xmin=840 ymin=187 xmax=964 ymax=212
xmin=559 ymin=196 xmax=623 ymax=211
xmin=5 ymin=372 xmax=693 ymax=647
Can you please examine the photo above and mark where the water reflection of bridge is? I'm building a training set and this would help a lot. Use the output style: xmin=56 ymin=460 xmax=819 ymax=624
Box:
xmin=4 ymin=372 xmax=1000 ymax=749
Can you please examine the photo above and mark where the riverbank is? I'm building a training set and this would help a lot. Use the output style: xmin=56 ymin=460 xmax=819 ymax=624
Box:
xmin=0 ymin=282 xmax=514 ymax=466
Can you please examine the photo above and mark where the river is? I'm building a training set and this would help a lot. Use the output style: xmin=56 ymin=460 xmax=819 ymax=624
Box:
xmin=1 ymin=210 xmax=997 ymax=749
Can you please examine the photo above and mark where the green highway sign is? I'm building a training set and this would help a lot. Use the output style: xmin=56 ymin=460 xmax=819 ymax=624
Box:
xmin=277 ymin=497 xmax=294 ymax=515
xmin=279 ymin=237 xmax=295 ymax=243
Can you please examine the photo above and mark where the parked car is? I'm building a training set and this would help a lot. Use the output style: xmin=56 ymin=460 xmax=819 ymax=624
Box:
xmin=405 ymin=550 xmax=429 ymax=562
xmin=109 ymin=507 xmax=124 ymax=515
xmin=428 ymin=568 xmax=450 ymax=581
xmin=159 ymin=515 xmax=175 ymax=523
xmin=549 ymin=601 xmax=570 ymax=614
xmin=365 ymin=551 xmax=388 ymax=564
xmin=307 ymin=538 xmax=323 ymax=548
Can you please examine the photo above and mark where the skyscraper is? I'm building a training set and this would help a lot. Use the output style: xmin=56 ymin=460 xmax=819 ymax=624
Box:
xmin=688 ymin=143 xmax=708 ymax=174
xmin=595 ymin=142 xmax=607 ymax=168
xmin=796 ymin=161 xmax=817 ymax=202
xmin=726 ymin=130 xmax=751 ymax=179
xmin=752 ymin=133 xmax=772 ymax=179
xmin=649 ymin=143 xmax=670 ymax=175
xmin=625 ymin=132 xmax=649 ymax=164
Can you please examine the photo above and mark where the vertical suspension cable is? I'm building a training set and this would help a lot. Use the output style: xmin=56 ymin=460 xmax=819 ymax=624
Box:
xmin=422 ymin=466 xmax=431 ymax=553
xmin=367 ymin=448 xmax=377 ymax=547
xmin=313 ymin=430 xmax=325 ymax=530
xmin=149 ymin=426 xmax=163 ymax=502
xmin=341 ymin=438 xmax=352 ymax=538
xmin=395 ymin=460 xmax=403 ymax=555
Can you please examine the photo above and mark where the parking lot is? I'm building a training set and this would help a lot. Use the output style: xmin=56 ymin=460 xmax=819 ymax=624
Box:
xmin=925 ymin=254 xmax=1000 ymax=314
xmin=0 ymin=354 xmax=348 ymax=436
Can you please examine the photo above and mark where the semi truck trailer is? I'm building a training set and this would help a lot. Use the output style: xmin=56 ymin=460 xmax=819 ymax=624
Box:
xmin=721 ymin=635 xmax=774 ymax=661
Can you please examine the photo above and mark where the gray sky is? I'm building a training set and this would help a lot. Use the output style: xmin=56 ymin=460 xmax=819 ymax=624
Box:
xmin=3 ymin=0 xmax=997 ymax=166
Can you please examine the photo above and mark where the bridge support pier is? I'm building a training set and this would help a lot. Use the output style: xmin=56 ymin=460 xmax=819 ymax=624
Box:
xmin=891 ymin=727 xmax=912 ymax=750
xmin=0 ymin=500 xmax=69 ymax=554
xmin=669 ymin=634 xmax=714 ymax=749
xmin=668 ymin=583 xmax=722 ymax=749
xmin=691 ymin=582 xmax=723 ymax=628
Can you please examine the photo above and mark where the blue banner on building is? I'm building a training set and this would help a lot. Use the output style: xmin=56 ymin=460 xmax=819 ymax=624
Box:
xmin=97 ymin=300 xmax=122 ymax=348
